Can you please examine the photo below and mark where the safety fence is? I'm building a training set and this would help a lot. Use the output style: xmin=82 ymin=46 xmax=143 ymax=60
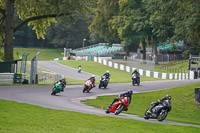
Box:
xmin=0 ymin=68 xmax=63 ymax=84
xmin=25 ymin=66 xmax=64 ymax=84
xmin=0 ymin=73 xmax=26 ymax=84
xmin=93 ymin=57 xmax=194 ymax=80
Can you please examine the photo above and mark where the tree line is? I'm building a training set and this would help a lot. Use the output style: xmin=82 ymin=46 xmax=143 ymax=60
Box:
xmin=0 ymin=0 xmax=199 ymax=61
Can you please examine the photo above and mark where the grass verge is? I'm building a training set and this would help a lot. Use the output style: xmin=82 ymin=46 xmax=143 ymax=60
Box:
xmin=82 ymin=83 xmax=200 ymax=125
xmin=13 ymin=48 xmax=63 ymax=61
xmin=0 ymin=99 xmax=199 ymax=133
xmin=58 ymin=60 xmax=160 ymax=83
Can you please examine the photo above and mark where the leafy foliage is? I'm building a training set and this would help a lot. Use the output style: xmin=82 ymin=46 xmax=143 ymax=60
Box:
xmin=90 ymin=0 xmax=200 ymax=54
xmin=89 ymin=0 xmax=120 ymax=43
xmin=1 ymin=0 xmax=93 ymax=60
xmin=45 ymin=15 xmax=90 ymax=49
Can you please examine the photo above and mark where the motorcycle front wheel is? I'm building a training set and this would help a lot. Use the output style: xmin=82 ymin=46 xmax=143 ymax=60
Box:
xmin=114 ymin=105 xmax=124 ymax=115
xmin=144 ymin=109 xmax=150 ymax=119
xmin=104 ymin=83 xmax=107 ymax=88
xmin=157 ymin=109 xmax=168 ymax=121
xmin=51 ymin=88 xmax=57 ymax=95
xmin=99 ymin=83 xmax=102 ymax=89
xmin=132 ymin=81 xmax=135 ymax=86
xmin=83 ymin=86 xmax=87 ymax=92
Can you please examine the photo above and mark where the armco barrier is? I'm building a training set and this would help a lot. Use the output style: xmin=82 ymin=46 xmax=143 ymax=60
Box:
xmin=93 ymin=57 xmax=193 ymax=80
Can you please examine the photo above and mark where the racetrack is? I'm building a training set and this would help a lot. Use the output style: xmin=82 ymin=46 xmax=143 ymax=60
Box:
xmin=0 ymin=61 xmax=200 ymax=128
xmin=37 ymin=61 xmax=100 ymax=80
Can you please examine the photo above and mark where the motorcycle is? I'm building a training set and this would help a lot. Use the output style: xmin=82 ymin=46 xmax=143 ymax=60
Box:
xmin=132 ymin=73 xmax=140 ymax=86
xmin=51 ymin=81 xmax=65 ymax=95
xmin=99 ymin=75 xmax=109 ymax=89
xmin=144 ymin=99 xmax=171 ymax=121
xmin=78 ymin=66 xmax=81 ymax=73
xmin=105 ymin=96 xmax=130 ymax=115
xmin=83 ymin=80 xmax=95 ymax=92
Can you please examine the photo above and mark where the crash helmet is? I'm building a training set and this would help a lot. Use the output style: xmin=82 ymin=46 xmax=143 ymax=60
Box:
xmin=106 ymin=70 xmax=109 ymax=73
xmin=128 ymin=89 xmax=133 ymax=95
xmin=134 ymin=68 xmax=137 ymax=72
xmin=166 ymin=95 xmax=171 ymax=100
xmin=91 ymin=75 xmax=95 ymax=78
xmin=61 ymin=78 xmax=65 ymax=82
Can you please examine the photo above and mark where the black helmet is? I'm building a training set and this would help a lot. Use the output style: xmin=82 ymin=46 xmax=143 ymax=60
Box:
xmin=166 ymin=95 xmax=171 ymax=100
xmin=128 ymin=89 xmax=133 ymax=95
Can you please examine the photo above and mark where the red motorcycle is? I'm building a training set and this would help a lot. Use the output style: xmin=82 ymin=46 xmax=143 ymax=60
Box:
xmin=83 ymin=80 xmax=95 ymax=92
xmin=105 ymin=96 xmax=130 ymax=115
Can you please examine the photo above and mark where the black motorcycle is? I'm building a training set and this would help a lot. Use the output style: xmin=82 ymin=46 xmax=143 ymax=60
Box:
xmin=132 ymin=73 xmax=140 ymax=86
xmin=99 ymin=75 xmax=109 ymax=89
xmin=144 ymin=99 xmax=171 ymax=121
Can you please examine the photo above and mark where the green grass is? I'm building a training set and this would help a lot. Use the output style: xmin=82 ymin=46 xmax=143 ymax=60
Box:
xmin=58 ymin=60 xmax=160 ymax=83
xmin=13 ymin=48 xmax=63 ymax=61
xmin=154 ymin=60 xmax=199 ymax=73
xmin=82 ymin=83 xmax=200 ymax=125
xmin=0 ymin=99 xmax=199 ymax=133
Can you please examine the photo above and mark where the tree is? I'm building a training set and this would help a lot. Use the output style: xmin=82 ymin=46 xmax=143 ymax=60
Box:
xmin=0 ymin=0 xmax=92 ymax=61
xmin=109 ymin=0 xmax=152 ymax=59
xmin=143 ymin=0 xmax=200 ymax=53
xmin=171 ymin=0 xmax=200 ymax=51
xmin=45 ymin=15 xmax=90 ymax=49
xmin=89 ymin=0 xmax=120 ymax=43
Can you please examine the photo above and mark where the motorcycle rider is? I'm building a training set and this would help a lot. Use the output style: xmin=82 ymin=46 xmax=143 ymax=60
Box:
xmin=78 ymin=65 xmax=81 ymax=72
xmin=147 ymin=94 xmax=172 ymax=113
xmin=55 ymin=78 xmax=66 ymax=92
xmin=132 ymin=68 xmax=140 ymax=76
xmin=89 ymin=75 xmax=95 ymax=88
xmin=103 ymin=70 xmax=111 ymax=80
xmin=107 ymin=89 xmax=133 ymax=110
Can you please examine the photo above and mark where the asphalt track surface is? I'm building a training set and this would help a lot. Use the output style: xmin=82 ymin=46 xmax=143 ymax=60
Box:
xmin=37 ymin=61 xmax=100 ymax=80
xmin=1 ymin=61 xmax=200 ymax=128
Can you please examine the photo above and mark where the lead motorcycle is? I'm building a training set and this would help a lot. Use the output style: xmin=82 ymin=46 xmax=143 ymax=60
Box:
xmin=51 ymin=81 xmax=65 ymax=95
xmin=99 ymin=75 xmax=109 ymax=89
xmin=144 ymin=99 xmax=171 ymax=121
xmin=105 ymin=96 xmax=130 ymax=115
xmin=132 ymin=73 xmax=140 ymax=86
xmin=83 ymin=80 xmax=95 ymax=92
xmin=78 ymin=66 xmax=81 ymax=73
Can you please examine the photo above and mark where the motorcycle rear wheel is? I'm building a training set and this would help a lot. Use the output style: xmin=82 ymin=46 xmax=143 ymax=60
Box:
xmin=114 ymin=105 xmax=124 ymax=115
xmin=157 ymin=110 xmax=168 ymax=121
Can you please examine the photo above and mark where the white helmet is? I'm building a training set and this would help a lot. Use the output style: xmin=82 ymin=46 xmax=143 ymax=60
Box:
xmin=106 ymin=70 xmax=109 ymax=73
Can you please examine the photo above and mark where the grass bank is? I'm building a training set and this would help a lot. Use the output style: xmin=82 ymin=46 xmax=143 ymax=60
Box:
xmin=58 ymin=60 xmax=160 ymax=83
xmin=82 ymin=83 xmax=200 ymax=125
xmin=0 ymin=99 xmax=199 ymax=133
xmin=13 ymin=48 xmax=63 ymax=61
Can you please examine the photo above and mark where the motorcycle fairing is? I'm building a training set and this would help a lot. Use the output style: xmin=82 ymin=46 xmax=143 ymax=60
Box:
xmin=109 ymin=97 xmax=129 ymax=113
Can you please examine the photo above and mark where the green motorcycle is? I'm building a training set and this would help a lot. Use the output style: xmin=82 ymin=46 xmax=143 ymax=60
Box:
xmin=51 ymin=81 xmax=64 ymax=95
